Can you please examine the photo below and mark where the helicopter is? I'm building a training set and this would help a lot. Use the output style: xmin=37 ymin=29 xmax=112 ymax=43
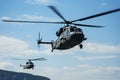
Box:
xmin=2 ymin=6 xmax=120 ymax=52
xmin=12 ymin=57 xmax=47 ymax=69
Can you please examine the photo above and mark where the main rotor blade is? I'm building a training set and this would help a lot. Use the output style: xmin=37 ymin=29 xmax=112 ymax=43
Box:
xmin=3 ymin=20 xmax=65 ymax=24
xmin=72 ymin=23 xmax=103 ymax=28
xmin=12 ymin=57 xmax=47 ymax=61
xmin=72 ymin=8 xmax=120 ymax=22
xmin=12 ymin=58 xmax=25 ymax=61
xmin=48 ymin=6 xmax=67 ymax=22
xmin=30 ymin=57 xmax=47 ymax=61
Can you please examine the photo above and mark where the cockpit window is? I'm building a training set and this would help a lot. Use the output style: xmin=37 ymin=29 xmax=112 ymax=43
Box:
xmin=70 ymin=26 xmax=82 ymax=32
xmin=77 ymin=28 xmax=82 ymax=32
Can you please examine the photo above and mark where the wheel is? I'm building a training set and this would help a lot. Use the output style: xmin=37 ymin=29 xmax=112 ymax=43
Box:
xmin=79 ymin=44 xmax=83 ymax=49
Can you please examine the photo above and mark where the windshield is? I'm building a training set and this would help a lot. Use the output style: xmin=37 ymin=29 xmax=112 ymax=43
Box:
xmin=70 ymin=26 xmax=82 ymax=32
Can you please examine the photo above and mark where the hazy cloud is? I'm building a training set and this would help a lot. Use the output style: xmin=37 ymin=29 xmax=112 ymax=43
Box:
xmin=99 ymin=2 xmax=108 ymax=9
xmin=33 ymin=64 xmax=120 ymax=80
xmin=102 ymin=3 xmax=107 ymax=7
xmin=0 ymin=36 xmax=39 ymax=57
xmin=0 ymin=61 xmax=14 ymax=70
xmin=2 ymin=16 xmax=11 ymax=20
xmin=2 ymin=14 xmax=59 ymax=22
xmin=75 ymin=55 xmax=117 ymax=61
xmin=22 ymin=14 xmax=58 ymax=21
xmin=82 ymin=42 xmax=120 ymax=54
xmin=26 ymin=0 xmax=57 ymax=5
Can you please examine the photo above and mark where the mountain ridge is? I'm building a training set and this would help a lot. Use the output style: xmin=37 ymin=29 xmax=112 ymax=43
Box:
xmin=0 ymin=69 xmax=50 ymax=80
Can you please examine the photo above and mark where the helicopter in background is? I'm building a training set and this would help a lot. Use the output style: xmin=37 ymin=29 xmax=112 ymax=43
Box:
xmin=12 ymin=57 xmax=47 ymax=69
xmin=3 ymin=6 xmax=120 ymax=52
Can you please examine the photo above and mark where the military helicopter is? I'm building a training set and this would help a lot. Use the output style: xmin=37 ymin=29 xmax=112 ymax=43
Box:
xmin=12 ymin=57 xmax=47 ymax=69
xmin=3 ymin=6 xmax=120 ymax=52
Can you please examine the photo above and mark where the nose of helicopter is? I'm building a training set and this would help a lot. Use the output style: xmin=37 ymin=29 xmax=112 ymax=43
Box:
xmin=71 ymin=32 xmax=84 ymax=44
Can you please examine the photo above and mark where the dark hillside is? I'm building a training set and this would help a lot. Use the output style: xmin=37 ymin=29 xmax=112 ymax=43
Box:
xmin=0 ymin=69 xmax=50 ymax=80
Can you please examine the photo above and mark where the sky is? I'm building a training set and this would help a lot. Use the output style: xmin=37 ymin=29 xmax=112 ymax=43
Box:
xmin=0 ymin=0 xmax=120 ymax=80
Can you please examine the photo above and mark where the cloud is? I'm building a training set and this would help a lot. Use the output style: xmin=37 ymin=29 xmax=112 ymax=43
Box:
xmin=2 ymin=14 xmax=59 ymax=23
xmin=0 ymin=36 xmax=39 ymax=57
xmin=2 ymin=16 xmax=11 ymax=20
xmin=23 ymin=14 xmax=47 ymax=20
xmin=26 ymin=0 xmax=57 ymax=5
xmin=34 ymin=64 xmax=120 ymax=80
xmin=82 ymin=42 xmax=120 ymax=54
xmin=102 ymin=3 xmax=107 ymax=7
xmin=0 ymin=61 xmax=14 ymax=70
xmin=75 ymin=55 xmax=117 ymax=61
xmin=22 ymin=14 xmax=58 ymax=21
xmin=99 ymin=2 xmax=108 ymax=9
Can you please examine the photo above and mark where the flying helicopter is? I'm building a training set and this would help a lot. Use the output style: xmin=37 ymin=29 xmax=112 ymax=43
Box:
xmin=3 ymin=6 xmax=120 ymax=52
xmin=12 ymin=57 xmax=47 ymax=69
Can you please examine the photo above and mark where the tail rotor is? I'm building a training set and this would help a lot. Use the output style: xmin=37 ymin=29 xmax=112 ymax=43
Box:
xmin=37 ymin=32 xmax=42 ymax=48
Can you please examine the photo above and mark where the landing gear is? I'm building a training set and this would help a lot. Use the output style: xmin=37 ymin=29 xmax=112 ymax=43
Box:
xmin=79 ymin=37 xmax=86 ymax=49
xmin=79 ymin=44 xmax=83 ymax=49
xmin=51 ymin=40 xmax=56 ymax=52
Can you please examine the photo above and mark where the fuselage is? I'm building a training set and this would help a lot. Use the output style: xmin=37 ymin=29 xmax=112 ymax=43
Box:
xmin=55 ymin=26 xmax=85 ymax=50
xmin=24 ymin=64 xmax=34 ymax=69
xmin=21 ymin=61 xmax=34 ymax=69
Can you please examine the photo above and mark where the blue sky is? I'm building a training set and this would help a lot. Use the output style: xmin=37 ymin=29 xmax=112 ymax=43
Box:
xmin=0 ymin=0 xmax=120 ymax=80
